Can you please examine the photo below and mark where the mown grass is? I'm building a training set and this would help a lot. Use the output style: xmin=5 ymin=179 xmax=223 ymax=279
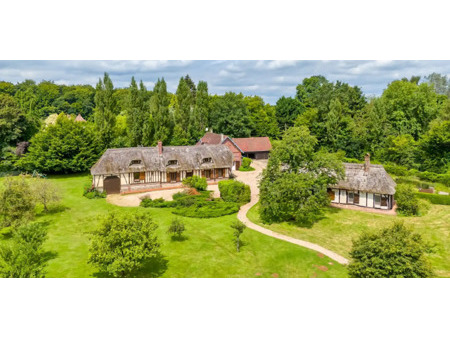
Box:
xmin=247 ymin=202 xmax=450 ymax=277
xmin=1 ymin=175 xmax=347 ymax=277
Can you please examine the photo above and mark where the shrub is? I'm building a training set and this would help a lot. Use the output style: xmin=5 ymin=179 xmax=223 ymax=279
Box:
xmin=348 ymin=221 xmax=433 ymax=278
xmin=140 ymin=197 xmax=175 ymax=208
xmin=172 ymin=200 xmax=240 ymax=218
xmin=88 ymin=212 xmax=160 ymax=277
xmin=182 ymin=175 xmax=207 ymax=191
xmin=416 ymin=192 xmax=450 ymax=205
xmin=167 ymin=218 xmax=186 ymax=239
xmin=395 ymin=183 xmax=420 ymax=216
xmin=239 ymin=157 xmax=255 ymax=171
xmin=218 ymin=180 xmax=251 ymax=205
xmin=0 ymin=222 xmax=48 ymax=278
xmin=83 ymin=183 xmax=106 ymax=199
xmin=0 ymin=175 xmax=36 ymax=229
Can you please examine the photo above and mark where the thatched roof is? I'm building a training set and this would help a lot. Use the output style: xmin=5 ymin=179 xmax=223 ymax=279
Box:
xmin=331 ymin=163 xmax=396 ymax=195
xmin=91 ymin=144 xmax=233 ymax=175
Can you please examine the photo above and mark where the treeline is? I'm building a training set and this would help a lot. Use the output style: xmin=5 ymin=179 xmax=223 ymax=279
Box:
xmin=0 ymin=72 xmax=449 ymax=174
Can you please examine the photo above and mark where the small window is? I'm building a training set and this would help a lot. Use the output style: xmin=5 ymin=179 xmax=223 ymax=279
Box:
xmin=202 ymin=157 xmax=212 ymax=163
xmin=168 ymin=160 xmax=178 ymax=165
xmin=130 ymin=160 xmax=141 ymax=165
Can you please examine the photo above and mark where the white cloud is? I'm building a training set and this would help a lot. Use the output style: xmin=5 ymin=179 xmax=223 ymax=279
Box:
xmin=1 ymin=60 xmax=450 ymax=104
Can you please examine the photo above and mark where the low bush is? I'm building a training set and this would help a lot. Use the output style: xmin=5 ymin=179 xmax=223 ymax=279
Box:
xmin=395 ymin=184 xmax=420 ymax=216
xmin=218 ymin=180 xmax=251 ymax=205
xmin=182 ymin=175 xmax=207 ymax=191
xmin=83 ymin=183 xmax=106 ymax=199
xmin=239 ymin=157 xmax=255 ymax=171
xmin=141 ymin=197 xmax=175 ymax=208
xmin=167 ymin=218 xmax=186 ymax=238
xmin=416 ymin=192 xmax=450 ymax=205
xmin=172 ymin=200 xmax=240 ymax=218
xmin=385 ymin=164 xmax=450 ymax=187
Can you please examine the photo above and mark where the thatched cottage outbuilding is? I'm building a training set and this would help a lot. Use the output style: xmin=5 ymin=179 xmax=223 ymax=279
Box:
xmin=91 ymin=142 xmax=233 ymax=194
xmin=328 ymin=154 xmax=396 ymax=210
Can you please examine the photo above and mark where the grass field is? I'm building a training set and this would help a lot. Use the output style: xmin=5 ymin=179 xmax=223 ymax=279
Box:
xmin=0 ymin=175 xmax=347 ymax=278
xmin=247 ymin=203 xmax=450 ymax=277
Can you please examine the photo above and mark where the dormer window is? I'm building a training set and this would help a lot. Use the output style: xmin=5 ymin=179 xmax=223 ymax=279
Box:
xmin=130 ymin=160 xmax=142 ymax=165
xmin=202 ymin=157 xmax=212 ymax=163
xmin=168 ymin=160 xmax=178 ymax=165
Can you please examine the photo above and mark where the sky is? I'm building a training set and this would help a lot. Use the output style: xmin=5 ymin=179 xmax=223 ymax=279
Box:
xmin=1 ymin=60 xmax=450 ymax=104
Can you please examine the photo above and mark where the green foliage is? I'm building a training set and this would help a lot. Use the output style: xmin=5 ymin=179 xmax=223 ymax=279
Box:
xmin=172 ymin=200 xmax=240 ymax=218
xmin=0 ymin=222 xmax=48 ymax=278
xmin=218 ymin=180 xmax=251 ymax=205
xmin=418 ymin=120 xmax=450 ymax=173
xmin=126 ymin=77 xmax=149 ymax=147
xmin=182 ymin=175 xmax=207 ymax=191
xmin=380 ymin=134 xmax=417 ymax=168
xmin=242 ymin=157 xmax=252 ymax=169
xmin=395 ymin=184 xmax=420 ymax=216
xmin=230 ymin=220 xmax=246 ymax=252
xmin=348 ymin=221 xmax=433 ymax=278
xmin=259 ymin=126 xmax=345 ymax=224
xmin=210 ymin=92 xmax=252 ymax=138
xmin=416 ymin=192 xmax=450 ymax=205
xmin=88 ymin=212 xmax=161 ymax=277
xmin=31 ymin=177 xmax=61 ymax=211
xmin=244 ymin=96 xmax=279 ymax=138
xmin=94 ymin=73 xmax=118 ymax=149
xmin=275 ymin=96 xmax=305 ymax=130
xmin=83 ymin=183 xmax=106 ymax=199
xmin=150 ymin=78 xmax=171 ymax=145
xmin=0 ymin=176 xmax=36 ymax=229
xmin=0 ymin=94 xmax=37 ymax=149
xmin=17 ymin=114 xmax=101 ymax=174
xmin=167 ymin=218 xmax=186 ymax=239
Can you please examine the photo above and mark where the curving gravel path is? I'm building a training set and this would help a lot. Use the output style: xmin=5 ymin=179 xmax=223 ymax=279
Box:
xmin=235 ymin=160 xmax=349 ymax=265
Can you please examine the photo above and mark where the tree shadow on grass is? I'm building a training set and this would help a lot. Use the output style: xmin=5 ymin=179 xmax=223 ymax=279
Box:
xmin=37 ymin=204 xmax=70 ymax=216
xmin=93 ymin=253 xmax=169 ymax=278
xmin=292 ymin=207 xmax=342 ymax=229
xmin=170 ymin=235 xmax=188 ymax=242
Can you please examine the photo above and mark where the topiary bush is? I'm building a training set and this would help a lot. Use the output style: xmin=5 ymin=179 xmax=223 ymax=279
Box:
xmin=218 ymin=180 xmax=251 ymax=205
xmin=182 ymin=175 xmax=207 ymax=191
xmin=395 ymin=184 xmax=420 ymax=216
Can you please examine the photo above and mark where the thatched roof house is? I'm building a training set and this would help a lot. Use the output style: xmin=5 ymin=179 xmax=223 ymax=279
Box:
xmin=329 ymin=154 xmax=396 ymax=210
xmin=91 ymin=142 xmax=233 ymax=194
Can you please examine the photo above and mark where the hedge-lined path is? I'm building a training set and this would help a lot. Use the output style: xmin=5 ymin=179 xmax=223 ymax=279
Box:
xmin=235 ymin=160 xmax=350 ymax=265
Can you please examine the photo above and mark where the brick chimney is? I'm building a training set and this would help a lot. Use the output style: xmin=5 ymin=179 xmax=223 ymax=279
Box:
xmin=157 ymin=141 xmax=163 ymax=155
xmin=364 ymin=153 xmax=370 ymax=172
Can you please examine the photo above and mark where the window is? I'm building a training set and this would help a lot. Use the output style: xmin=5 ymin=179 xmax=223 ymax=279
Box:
xmin=217 ymin=168 xmax=224 ymax=178
xmin=130 ymin=160 xmax=141 ymax=165
xmin=186 ymin=171 xmax=193 ymax=178
xmin=202 ymin=157 xmax=212 ymax=163
xmin=203 ymin=170 xmax=211 ymax=179
xmin=168 ymin=160 xmax=178 ymax=165
xmin=381 ymin=195 xmax=389 ymax=207
xmin=134 ymin=172 xmax=145 ymax=182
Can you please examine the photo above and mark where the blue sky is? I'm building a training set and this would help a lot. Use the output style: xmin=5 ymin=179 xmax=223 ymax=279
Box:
xmin=1 ymin=60 xmax=450 ymax=104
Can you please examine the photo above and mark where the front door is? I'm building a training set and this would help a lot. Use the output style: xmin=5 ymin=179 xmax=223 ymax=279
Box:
xmin=103 ymin=176 xmax=120 ymax=194
xmin=169 ymin=172 xmax=177 ymax=182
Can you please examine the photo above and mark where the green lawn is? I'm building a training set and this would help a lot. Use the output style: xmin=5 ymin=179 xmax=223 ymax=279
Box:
xmin=1 ymin=175 xmax=347 ymax=277
xmin=247 ymin=203 xmax=450 ymax=277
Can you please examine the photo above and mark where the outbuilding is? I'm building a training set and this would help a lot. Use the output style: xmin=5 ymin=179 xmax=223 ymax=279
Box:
xmin=328 ymin=154 xmax=396 ymax=210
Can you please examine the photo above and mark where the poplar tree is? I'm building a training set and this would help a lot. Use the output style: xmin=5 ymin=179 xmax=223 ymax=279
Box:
xmin=94 ymin=73 xmax=117 ymax=149
xmin=191 ymin=81 xmax=209 ymax=141
xmin=150 ymin=78 xmax=171 ymax=145
xmin=127 ymin=77 xmax=149 ymax=146
xmin=172 ymin=77 xmax=194 ymax=145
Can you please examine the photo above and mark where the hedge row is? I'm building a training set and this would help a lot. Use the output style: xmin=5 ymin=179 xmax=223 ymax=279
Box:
xmin=416 ymin=192 xmax=450 ymax=205
xmin=383 ymin=163 xmax=450 ymax=187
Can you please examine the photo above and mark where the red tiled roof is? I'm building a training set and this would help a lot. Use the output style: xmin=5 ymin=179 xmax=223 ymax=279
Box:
xmin=233 ymin=137 xmax=272 ymax=152
xmin=199 ymin=132 xmax=229 ymax=144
